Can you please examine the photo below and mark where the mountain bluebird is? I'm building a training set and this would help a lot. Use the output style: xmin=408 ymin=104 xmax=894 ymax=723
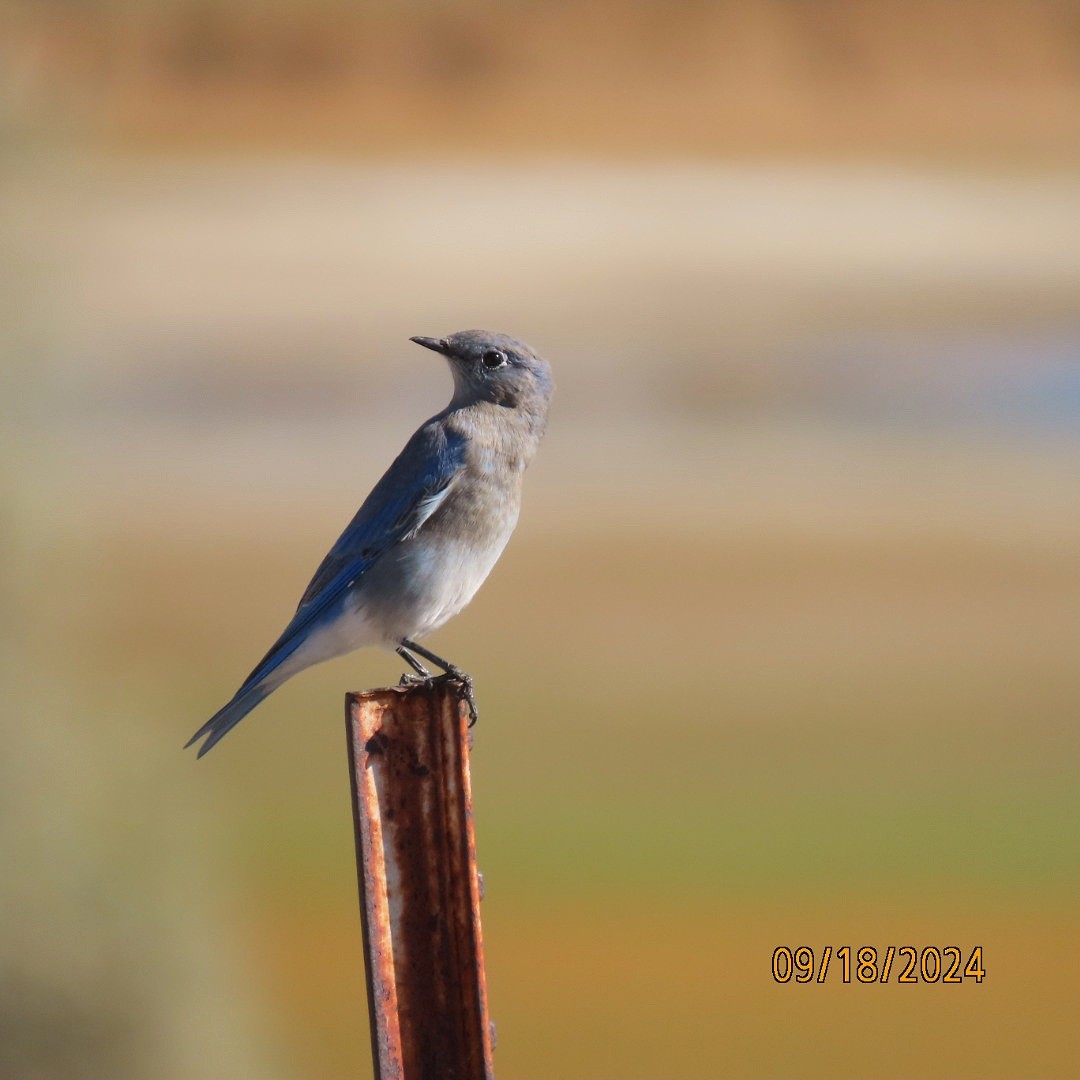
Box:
xmin=187 ymin=330 xmax=553 ymax=757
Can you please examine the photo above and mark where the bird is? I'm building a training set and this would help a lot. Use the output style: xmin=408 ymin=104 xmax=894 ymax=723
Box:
xmin=186 ymin=330 xmax=554 ymax=757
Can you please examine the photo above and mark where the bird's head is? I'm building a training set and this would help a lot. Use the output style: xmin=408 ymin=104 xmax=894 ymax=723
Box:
xmin=410 ymin=330 xmax=553 ymax=417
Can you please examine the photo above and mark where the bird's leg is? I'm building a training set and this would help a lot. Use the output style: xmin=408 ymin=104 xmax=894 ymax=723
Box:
xmin=399 ymin=638 xmax=478 ymax=725
xmin=396 ymin=645 xmax=432 ymax=686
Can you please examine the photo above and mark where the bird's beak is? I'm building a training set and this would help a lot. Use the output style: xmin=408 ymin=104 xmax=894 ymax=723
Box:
xmin=410 ymin=335 xmax=451 ymax=355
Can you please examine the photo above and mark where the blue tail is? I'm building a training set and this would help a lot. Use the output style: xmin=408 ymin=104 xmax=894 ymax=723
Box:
xmin=185 ymin=682 xmax=274 ymax=757
xmin=187 ymin=609 xmax=321 ymax=756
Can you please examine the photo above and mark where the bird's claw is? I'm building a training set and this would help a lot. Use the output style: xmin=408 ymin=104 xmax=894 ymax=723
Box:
xmin=431 ymin=668 xmax=478 ymax=726
xmin=458 ymin=672 xmax=479 ymax=727
xmin=399 ymin=669 xmax=478 ymax=724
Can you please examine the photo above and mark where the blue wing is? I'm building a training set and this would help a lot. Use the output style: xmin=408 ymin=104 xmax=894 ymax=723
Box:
xmin=187 ymin=421 xmax=466 ymax=756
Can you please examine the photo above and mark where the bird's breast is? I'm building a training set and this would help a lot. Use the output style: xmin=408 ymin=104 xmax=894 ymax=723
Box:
xmin=355 ymin=466 xmax=523 ymax=641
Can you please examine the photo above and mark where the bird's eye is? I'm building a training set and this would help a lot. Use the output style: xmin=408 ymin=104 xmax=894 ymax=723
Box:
xmin=481 ymin=349 xmax=508 ymax=369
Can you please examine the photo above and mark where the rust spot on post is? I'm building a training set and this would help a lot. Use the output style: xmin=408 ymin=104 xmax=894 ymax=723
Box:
xmin=346 ymin=681 xmax=495 ymax=1080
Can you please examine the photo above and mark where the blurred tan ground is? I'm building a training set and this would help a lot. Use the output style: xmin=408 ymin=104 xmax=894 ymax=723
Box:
xmin=3 ymin=3 xmax=1080 ymax=1079
xmin=5 ymin=0 xmax=1080 ymax=160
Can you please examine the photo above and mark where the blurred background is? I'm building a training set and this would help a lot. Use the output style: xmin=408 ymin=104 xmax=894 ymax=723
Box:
xmin=3 ymin=2 xmax=1079 ymax=1078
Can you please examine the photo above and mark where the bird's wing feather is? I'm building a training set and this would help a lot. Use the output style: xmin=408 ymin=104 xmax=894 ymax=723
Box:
xmin=242 ymin=422 xmax=467 ymax=689
xmin=186 ymin=422 xmax=467 ymax=756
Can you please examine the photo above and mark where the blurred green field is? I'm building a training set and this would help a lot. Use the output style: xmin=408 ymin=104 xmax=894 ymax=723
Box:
xmin=11 ymin=458 xmax=1079 ymax=1078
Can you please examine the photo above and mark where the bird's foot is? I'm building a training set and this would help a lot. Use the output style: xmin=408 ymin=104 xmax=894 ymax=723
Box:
xmin=398 ymin=669 xmax=477 ymax=724
xmin=396 ymin=645 xmax=431 ymax=687
xmin=434 ymin=668 xmax=478 ymax=726
xmin=397 ymin=639 xmax=478 ymax=725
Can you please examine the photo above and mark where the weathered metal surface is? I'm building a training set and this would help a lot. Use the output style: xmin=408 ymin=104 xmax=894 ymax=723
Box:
xmin=346 ymin=681 xmax=495 ymax=1080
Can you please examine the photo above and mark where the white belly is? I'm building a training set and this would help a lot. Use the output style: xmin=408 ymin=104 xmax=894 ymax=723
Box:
xmin=261 ymin=512 xmax=516 ymax=691
xmin=260 ymin=601 xmax=382 ymax=690
xmin=358 ymin=526 xmax=514 ymax=643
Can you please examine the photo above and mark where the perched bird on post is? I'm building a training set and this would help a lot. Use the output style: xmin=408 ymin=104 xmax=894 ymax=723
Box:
xmin=187 ymin=330 xmax=553 ymax=757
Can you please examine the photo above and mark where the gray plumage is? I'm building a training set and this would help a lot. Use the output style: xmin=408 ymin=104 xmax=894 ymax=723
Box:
xmin=187 ymin=330 xmax=553 ymax=756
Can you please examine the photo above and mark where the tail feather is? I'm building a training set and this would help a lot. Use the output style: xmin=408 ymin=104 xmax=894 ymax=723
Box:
xmin=187 ymin=617 xmax=318 ymax=756
xmin=189 ymin=589 xmax=356 ymax=756
xmin=186 ymin=683 xmax=271 ymax=757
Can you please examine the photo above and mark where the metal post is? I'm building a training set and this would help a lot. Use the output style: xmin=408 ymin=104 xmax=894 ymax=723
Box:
xmin=345 ymin=681 xmax=495 ymax=1080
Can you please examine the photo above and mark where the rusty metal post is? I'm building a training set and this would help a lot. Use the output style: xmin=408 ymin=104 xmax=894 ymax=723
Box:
xmin=345 ymin=681 xmax=495 ymax=1080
